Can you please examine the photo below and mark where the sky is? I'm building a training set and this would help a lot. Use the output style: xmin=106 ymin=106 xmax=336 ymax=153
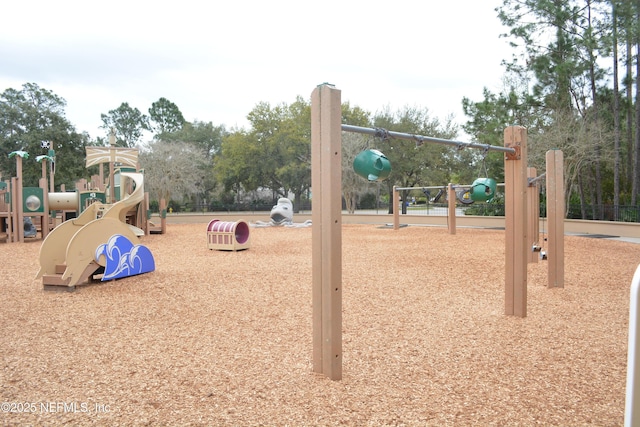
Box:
xmin=0 ymin=0 xmax=512 ymax=141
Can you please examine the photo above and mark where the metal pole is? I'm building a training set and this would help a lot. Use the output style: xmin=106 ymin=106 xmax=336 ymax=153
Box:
xmin=341 ymin=124 xmax=517 ymax=155
xmin=394 ymin=184 xmax=505 ymax=192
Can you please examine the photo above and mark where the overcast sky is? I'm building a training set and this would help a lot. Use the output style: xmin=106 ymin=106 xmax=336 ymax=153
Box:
xmin=0 ymin=0 xmax=511 ymax=141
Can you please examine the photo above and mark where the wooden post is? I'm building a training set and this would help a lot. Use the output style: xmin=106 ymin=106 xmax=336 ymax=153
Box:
xmin=527 ymin=167 xmax=539 ymax=264
xmin=393 ymin=186 xmax=399 ymax=230
xmin=3 ymin=179 xmax=13 ymax=243
xmin=546 ymin=150 xmax=564 ymax=288
xmin=39 ymin=177 xmax=49 ymax=239
xmin=10 ymin=177 xmax=18 ymax=243
xmin=311 ymin=84 xmax=342 ymax=380
xmin=99 ymin=164 xmax=104 ymax=191
xmin=504 ymin=126 xmax=528 ymax=317
xmin=41 ymin=158 xmax=47 ymax=183
xmin=50 ymin=156 xmax=55 ymax=193
xmin=447 ymin=183 xmax=456 ymax=235
xmin=109 ymin=131 xmax=116 ymax=203
xmin=160 ymin=198 xmax=167 ymax=234
xmin=15 ymin=156 xmax=24 ymax=243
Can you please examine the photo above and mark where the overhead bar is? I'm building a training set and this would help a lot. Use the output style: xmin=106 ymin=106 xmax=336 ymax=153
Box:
xmin=394 ymin=184 xmax=506 ymax=192
xmin=341 ymin=124 xmax=517 ymax=155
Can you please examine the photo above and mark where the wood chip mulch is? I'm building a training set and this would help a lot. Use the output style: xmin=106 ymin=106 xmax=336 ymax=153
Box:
xmin=1 ymin=223 xmax=639 ymax=426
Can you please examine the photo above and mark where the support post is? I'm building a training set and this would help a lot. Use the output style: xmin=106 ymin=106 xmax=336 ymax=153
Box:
xmin=527 ymin=167 xmax=539 ymax=264
xmin=15 ymin=156 xmax=24 ymax=243
xmin=160 ymin=198 xmax=167 ymax=234
xmin=311 ymin=84 xmax=342 ymax=380
xmin=109 ymin=131 xmax=116 ymax=203
xmin=546 ymin=150 xmax=564 ymax=288
xmin=504 ymin=126 xmax=528 ymax=317
xmin=39 ymin=177 xmax=49 ymax=239
xmin=447 ymin=183 xmax=456 ymax=234
xmin=10 ymin=177 xmax=18 ymax=243
xmin=391 ymin=185 xmax=400 ymax=230
xmin=393 ymin=186 xmax=399 ymax=230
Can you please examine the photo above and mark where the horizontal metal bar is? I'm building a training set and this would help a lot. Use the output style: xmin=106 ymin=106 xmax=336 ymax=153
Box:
xmin=395 ymin=184 xmax=505 ymax=192
xmin=341 ymin=124 xmax=516 ymax=155
xmin=394 ymin=186 xmax=448 ymax=191
xmin=528 ymin=172 xmax=546 ymax=185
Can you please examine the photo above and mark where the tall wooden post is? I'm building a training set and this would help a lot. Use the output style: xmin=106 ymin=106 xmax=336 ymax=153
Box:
xmin=546 ymin=150 xmax=564 ymax=288
xmin=109 ymin=131 xmax=116 ymax=203
xmin=15 ymin=155 xmax=24 ymax=243
xmin=10 ymin=177 xmax=18 ymax=243
xmin=447 ymin=183 xmax=456 ymax=234
xmin=527 ymin=167 xmax=539 ymax=264
xmin=504 ymin=126 xmax=528 ymax=317
xmin=311 ymin=84 xmax=342 ymax=380
xmin=39 ymin=177 xmax=49 ymax=239
xmin=392 ymin=186 xmax=400 ymax=230
xmin=160 ymin=198 xmax=167 ymax=234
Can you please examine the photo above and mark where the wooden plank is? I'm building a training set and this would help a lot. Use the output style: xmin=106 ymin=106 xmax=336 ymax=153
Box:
xmin=504 ymin=126 xmax=528 ymax=317
xmin=447 ymin=183 xmax=456 ymax=235
xmin=546 ymin=150 xmax=565 ymax=288
xmin=527 ymin=168 xmax=539 ymax=264
xmin=393 ymin=186 xmax=399 ymax=230
xmin=42 ymin=274 xmax=71 ymax=286
xmin=311 ymin=84 xmax=343 ymax=380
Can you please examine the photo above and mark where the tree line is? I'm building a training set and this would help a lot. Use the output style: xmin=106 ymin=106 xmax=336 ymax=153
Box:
xmin=1 ymin=1 xmax=639 ymax=219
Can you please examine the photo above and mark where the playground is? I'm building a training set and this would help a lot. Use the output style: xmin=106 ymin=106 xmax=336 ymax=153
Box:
xmin=1 ymin=221 xmax=639 ymax=426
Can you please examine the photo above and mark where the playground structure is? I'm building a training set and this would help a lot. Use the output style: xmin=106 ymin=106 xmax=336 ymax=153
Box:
xmin=35 ymin=171 xmax=155 ymax=290
xmin=252 ymin=197 xmax=312 ymax=228
xmin=0 ymin=151 xmax=50 ymax=243
xmin=0 ymin=136 xmax=167 ymax=244
xmin=0 ymin=134 xmax=164 ymax=290
xmin=310 ymin=83 xmax=565 ymax=381
xmin=206 ymin=219 xmax=251 ymax=251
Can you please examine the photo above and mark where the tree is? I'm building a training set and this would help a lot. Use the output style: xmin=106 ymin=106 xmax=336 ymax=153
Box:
xmin=218 ymin=97 xmax=312 ymax=210
xmin=341 ymin=102 xmax=374 ymax=213
xmin=372 ymin=106 xmax=459 ymax=213
xmin=162 ymin=120 xmax=226 ymax=160
xmin=139 ymin=140 xmax=208 ymax=205
xmin=159 ymin=120 xmax=228 ymax=208
xmin=497 ymin=0 xmax=584 ymax=113
xmin=148 ymin=97 xmax=185 ymax=138
xmin=0 ymin=83 xmax=88 ymax=189
xmin=342 ymin=132 xmax=378 ymax=213
xmin=100 ymin=102 xmax=149 ymax=147
xmin=214 ymin=129 xmax=260 ymax=202
xmin=612 ymin=0 xmax=622 ymax=207
xmin=494 ymin=0 xmax=628 ymax=218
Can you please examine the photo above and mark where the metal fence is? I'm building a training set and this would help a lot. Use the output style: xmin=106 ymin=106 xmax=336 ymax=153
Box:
xmin=153 ymin=199 xmax=640 ymax=223
xmin=399 ymin=203 xmax=640 ymax=223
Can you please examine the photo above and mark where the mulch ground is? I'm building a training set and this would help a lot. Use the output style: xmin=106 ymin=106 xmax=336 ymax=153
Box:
xmin=1 ymin=223 xmax=640 ymax=426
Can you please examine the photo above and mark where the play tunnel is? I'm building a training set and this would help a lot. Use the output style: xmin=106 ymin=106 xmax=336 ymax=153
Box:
xmin=206 ymin=219 xmax=250 ymax=251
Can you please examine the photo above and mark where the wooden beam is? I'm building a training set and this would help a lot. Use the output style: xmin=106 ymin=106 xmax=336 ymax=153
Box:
xmin=504 ymin=126 xmax=528 ymax=317
xmin=393 ymin=186 xmax=399 ymax=230
xmin=527 ymin=167 xmax=539 ymax=264
xmin=546 ymin=150 xmax=565 ymax=288
xmin=447 ymin=183 xmax=456 ymax=235
xmin=311 ymin=84 xmax=342 ymax=380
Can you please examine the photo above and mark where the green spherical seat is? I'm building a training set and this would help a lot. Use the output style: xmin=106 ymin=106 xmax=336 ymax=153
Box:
xmin=470 ymin=178 xmax=497 ymax=202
